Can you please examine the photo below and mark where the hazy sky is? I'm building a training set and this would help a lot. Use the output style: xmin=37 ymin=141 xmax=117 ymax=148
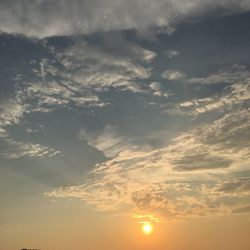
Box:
xmin=0 ymin=1 xmax=250 ymax=250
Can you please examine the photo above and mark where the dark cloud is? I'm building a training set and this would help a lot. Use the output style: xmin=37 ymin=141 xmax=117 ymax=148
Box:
xmin=0 ymin=0 xmax=250 ymax=38
xmin=232 ymin=205 xmax=250 ymax=214
xmin=217 ymin=179 xmax=250 ymax=193
xmin=173 ymin=154 xmax=232 ymax=171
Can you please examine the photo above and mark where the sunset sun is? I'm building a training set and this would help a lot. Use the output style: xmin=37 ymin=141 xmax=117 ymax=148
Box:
xmin=142 ymin=223 xmax=153 ymax=235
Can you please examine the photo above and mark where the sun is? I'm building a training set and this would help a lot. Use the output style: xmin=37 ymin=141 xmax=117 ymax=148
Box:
xmin=142 ymin=222 xmax=153 ymax=235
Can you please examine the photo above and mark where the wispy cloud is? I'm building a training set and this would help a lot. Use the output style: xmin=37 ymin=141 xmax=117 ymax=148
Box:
xmin=2 ymin=140 xmax=61 ymax=159
xmin=47 ymin=106 xmax=250 ymax=219
xmin=188 ymin=65 xmax=250 ymax=85
xmin=79 ymin=126 xmax=137 ymax=158
xmin=168 ymin=65 xmax=250 ymax=115
xmin=0 ymin=128 xmax=61 ymax=159
xmin=5 ymin=38 xmax=155 ymax=120
xmin=0 ymin=35 xmax=160 ymax=162
xmin=57 ymin=41 xmax=152 ymax=94
xmin=0 ymin=85 xmax=63 ymax=159
xmin=0 ymin=99 xmax=27 ymax=126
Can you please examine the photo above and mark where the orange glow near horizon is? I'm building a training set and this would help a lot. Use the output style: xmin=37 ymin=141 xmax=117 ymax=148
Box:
xmin=142 ymin=222 xmax=153 ymax=235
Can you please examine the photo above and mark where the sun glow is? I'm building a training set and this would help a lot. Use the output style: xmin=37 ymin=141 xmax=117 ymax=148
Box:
xmin=142 ymin=223 xmax=153 ymax=235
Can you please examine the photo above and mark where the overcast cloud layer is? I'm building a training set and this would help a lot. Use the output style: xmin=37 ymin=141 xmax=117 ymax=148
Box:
xmin=1 ymin=0 xmax=250 ymax=37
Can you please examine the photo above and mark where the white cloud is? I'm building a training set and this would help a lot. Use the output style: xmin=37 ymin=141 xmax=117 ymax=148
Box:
xmin=0 ymin=129 xmax=61 ymax=159
xmin=79 ymin=126 xmax=137 ymax=158
xmin=188 ymin=65 xmax=250 ymax=85
xmin=26 ymin=80 xmax=101 ymax=111
xmin=0 ymin=38 xmax=158 ymax=133
xmin=0 ymin=97 xmax=62 ymax=159
xmin=0 ymin=38 xmax=158 ymax=162
xmin=0 ymin=99 xmax=27 ymax=126
xmin=162 ymin=69 xmax=185 ymax=80
xmin=1 ymin=0 xmax=250 ymax=38
xmin=149 ymin=82 xmax=161 ymax=91
xmin=0 ymin=127 xmax=8 ymax=138
xmin=2 ymin=140 xmax=61 ymax=159
xmin=164 ymin=49 xmax=180 ymax=58
xmin=149 ymin=82 xmax=169 ymax=97
xmin=178 ymin=66 xmax=250 ymax=115
xmin=179 ymin=101 xmax=194 ymax=107
xmin=57 ymin=41 xmax=152 ymax=94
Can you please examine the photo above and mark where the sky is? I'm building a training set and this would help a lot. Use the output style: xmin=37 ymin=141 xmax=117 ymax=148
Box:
xmin=0 ymin=1 xmax=250 ymax=250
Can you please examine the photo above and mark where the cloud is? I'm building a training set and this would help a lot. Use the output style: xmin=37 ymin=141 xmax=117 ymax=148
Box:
xmin=6 ymin=38 xmax=153 ymax=119
xmin=174 ymin=65 xmax=250 ymax=115
xmin=161 ymin=65 xmax=249 ymax=117
xmin=171 ymin=109 xmax=250 ymax=166
xmin=1 ymin=0 xmax=250 ymax=38
xmin=1 ymin=11 xmax=249 ymax=222
xmin=179 ymin=83 xmax=249 ymax=115
xmin=25 ymin=124 xmax=44 ymax=134
xmin=47 ymin=107 xmax=250 ymax=220
xmin=188 ymin=65 xmax=250 ymax=85
xmin=0 ymin=36 xmax=159 ymax=163
xmin=0 ymin=127 xmax=8 ymax=138
xmin=232 ymin=205 xmax=250 ymax=214
xmin=162 ymin=69 xmax=185 ymax=80
xmin=0 ymin=34 xmax=160 ymax=134
xmin=26 ymin=80 xmax=102 ymax=111
xmin=172 ymin=154 xmax=232 ymax=171
xmin=198 ymin=109 xmax=250 ymax=150
xmin=0 ymin=99 xmax=27 ymax=126
xmin=164 ymin=49 xmax=180 ymax=58
xmin=79 ymin=126 xmax=137 ymax=158
xmin=2 ymin=140 xmax=61 ymax=159
xmin=59 ymin=41 xmax=152 ymax=93
xmin=25 ymin=53 xmax=106 ymax=111
xmin=149 ymin=82 xmax=169 ymax=97
xmin=216 ymin=178 xmax=250 ymax=194
xmin=0 ymin=129 xmax=61 ymax=159
xmin=0 ymin=96 xmax=62 ymax=159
